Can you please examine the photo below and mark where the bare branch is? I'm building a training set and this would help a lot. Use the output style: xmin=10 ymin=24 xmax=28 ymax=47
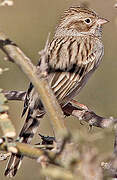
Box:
xmin=2 ymin=90 xmax=117 ymax=129
xmin=0 ymin=32 xmax=68 ymax=140
xmin=0 ymin=137 xmax=55 ymax=160
xmin=2 ymin=90 xmax=26 ymax=101
xmin=63 ymin=101 xmax=117 ymax=129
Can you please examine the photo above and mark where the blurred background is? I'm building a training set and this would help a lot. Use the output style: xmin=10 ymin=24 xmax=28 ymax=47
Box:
xmin=0 ymin=0 xmax=117 ymax=179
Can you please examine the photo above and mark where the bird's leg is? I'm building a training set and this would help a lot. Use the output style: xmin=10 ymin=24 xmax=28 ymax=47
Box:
xmin=62 ymin=99 xmax=90 ymax=125
xmin=70 ymin=99 xmax=89 ymax=111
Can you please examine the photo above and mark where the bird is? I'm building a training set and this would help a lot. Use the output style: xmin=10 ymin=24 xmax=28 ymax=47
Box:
xmin=4 ymin=6 xmax=108 ymax=177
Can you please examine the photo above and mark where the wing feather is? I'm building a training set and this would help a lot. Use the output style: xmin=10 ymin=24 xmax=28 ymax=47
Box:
xmin=49 ymin=36 xmax=101 ymax=105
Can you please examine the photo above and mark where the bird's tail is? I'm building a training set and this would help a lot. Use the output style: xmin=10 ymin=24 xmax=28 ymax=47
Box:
xmin=4 ymin=109 xmax=44 ymax=177
xmin=4 ymin=154 xmax=23 ymax=177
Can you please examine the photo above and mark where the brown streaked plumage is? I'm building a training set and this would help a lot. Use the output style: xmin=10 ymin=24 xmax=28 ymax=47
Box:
xmin=5 ymin=6 xmax=108 ymax=177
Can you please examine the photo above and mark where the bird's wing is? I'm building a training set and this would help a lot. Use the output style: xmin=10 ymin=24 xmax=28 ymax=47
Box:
xmin=49 ymin=36 xmax=103 ymax=105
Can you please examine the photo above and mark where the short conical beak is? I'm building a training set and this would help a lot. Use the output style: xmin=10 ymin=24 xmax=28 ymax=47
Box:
xmin=97 ymin=18 xmax=109 ymax=25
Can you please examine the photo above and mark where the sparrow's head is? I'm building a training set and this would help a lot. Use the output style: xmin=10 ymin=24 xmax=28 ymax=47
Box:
xmin=56 ymin=6 xmax=108 ymax=37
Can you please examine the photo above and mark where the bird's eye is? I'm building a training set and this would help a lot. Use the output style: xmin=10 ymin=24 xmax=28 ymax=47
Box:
xmin=84 ymin=18 xmax=92 ymax=24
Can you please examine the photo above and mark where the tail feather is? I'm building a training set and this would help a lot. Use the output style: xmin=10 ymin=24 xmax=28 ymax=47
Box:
xmin=4 ymin=109 xmax=44 ymax=177
xmin=4 ymin=154 xmax=22 ymax=177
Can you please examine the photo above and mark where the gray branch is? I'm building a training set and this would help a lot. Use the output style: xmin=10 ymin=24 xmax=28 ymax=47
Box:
xmin=2 ymin=90 xmax=117 ymax=129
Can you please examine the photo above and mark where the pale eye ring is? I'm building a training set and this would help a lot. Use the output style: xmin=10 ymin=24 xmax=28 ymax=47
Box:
xmin=84 ymin=18 xmax=92 ymax=24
